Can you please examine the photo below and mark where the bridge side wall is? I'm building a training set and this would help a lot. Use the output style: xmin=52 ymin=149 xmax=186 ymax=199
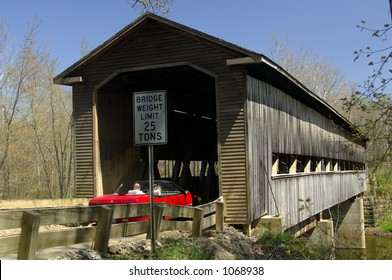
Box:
xmin=271 ymin=173 xmax=367 ymax=228
xmin=246 ymin=76 xmax=367 ymax=228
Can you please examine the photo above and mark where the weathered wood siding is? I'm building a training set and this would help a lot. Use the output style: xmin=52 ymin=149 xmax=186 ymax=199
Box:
xmin=69 ymin=20 xmax=248 ymax=224
xmin=73 ymin=86 xmax=94 ymax=198
xmin=218 ymin=72 xmax=248 ymax=224
xmin=271 ymin=172 xmax=367 ymax=228
xmin=246 ymin=75 xmax=367 ymax=227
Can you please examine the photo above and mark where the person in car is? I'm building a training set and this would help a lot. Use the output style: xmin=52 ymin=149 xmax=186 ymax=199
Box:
xmin=130 ymin=182 xmax=145 ymax=194
xmin=153 ymin=185 xmax=162 ymax=196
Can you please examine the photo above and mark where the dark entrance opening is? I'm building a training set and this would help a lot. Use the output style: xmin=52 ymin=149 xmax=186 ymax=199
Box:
xmin=96 ymin=64 xmax=218 ymax=204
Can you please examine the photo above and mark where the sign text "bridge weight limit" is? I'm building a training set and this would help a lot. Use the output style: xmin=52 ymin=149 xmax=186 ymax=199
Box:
xmin=133 ymin=90 xmax=167 ymax=146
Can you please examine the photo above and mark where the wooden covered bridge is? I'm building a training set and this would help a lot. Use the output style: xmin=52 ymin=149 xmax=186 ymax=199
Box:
xmin=54 ymin=13 xmax=368 ymax=245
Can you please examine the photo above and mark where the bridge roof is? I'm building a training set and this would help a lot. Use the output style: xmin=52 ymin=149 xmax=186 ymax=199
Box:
xmin=54 ymin=12 xmax=368 ymax=142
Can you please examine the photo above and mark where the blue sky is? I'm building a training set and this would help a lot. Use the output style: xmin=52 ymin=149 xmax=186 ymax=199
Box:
xmin=1 ymin=0 xmax=390 ymax=88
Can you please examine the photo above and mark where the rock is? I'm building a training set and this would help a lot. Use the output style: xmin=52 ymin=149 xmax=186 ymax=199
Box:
xmin=47 ymin=226 xmax=265 ymax=260
xmin=52 ymin=249 xmax=103 ymax=260
xmin=193 ymin=238 xmax=236 ymax=260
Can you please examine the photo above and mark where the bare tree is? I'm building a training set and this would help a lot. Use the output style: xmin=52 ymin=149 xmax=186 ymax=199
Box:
xmin=0 ymin=20 xmax=46 ymax=198
xmin=47 ymin=63 xmax=74 ymax=198
xmin=268 ymin=36 xmax=356 ymax=114
xmin=130 ymin=0 xmax=173 ymax=15
xmin=343 ymin=3 xmax=392 ymax=183
xmin=0 ymin=19 xmax=74 ymax=199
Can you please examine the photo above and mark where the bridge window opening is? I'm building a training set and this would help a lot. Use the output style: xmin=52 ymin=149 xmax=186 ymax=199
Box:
xmin=341 ymin=161 xmax=347 ymax=171
xmin=325 ymin=159 xmax=331 ymax=171
xmin=157 ymin=160 xmax=210 ymax=180
xmin=272 ymin=153 xmax=366 ymax=177
xmin=332 ymin=159 xmax=339 ymax=171
xmin=310 ymin=158 xmax=318 ymax=172
xmin=320 ymin=159 xmax=327 ymax=172
xmin=278 ymin=154 xmax=289 ymax=174
xmin=289 ymin=155 xmax=297 ymax=174
xmin=296 ymin=156 xmax=305 ymax=173
xmin=154 ymin=159 xmax=218 ymax=204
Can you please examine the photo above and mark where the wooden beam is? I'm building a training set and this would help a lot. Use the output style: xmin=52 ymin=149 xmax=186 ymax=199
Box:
xmin=54 ymin=76 xmax=84 ymax=85
xmin=192 ymin=207 xmax=204 ymax=237
xmin=226 ymin=57 xmax=259 ymax=65
xmin=226 ymin=56 xmax=278 ymax=69
xmin=215 ymin=200 xmax=225 ymax=232
xmin=93 ymin=206 xmax=113 ymax=253
xmin=92 ymin=92 xmax=103 ymax=197
xmin=17 ymin=211 xmax=41 ymax=260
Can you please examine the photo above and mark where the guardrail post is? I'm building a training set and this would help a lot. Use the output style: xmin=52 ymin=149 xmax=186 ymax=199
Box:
xmin=93 ymin=206 xmax=113 ymax=253
xmin=17 ymin=210 xmax=41 ymax=260
xmin=147 ymin=203 xmax=165 ymax=240
xmin=192 ymin=207 xmax=204 ymax=237
xmin=216 ymin=200 xmax=225 ymax=232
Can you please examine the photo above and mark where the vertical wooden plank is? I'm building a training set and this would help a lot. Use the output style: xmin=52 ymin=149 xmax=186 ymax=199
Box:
xmin=215 ymin=200 xmax=225 ymax=232
xmin=17 ymin=210 xmax=41 ymax=260
xmin=192 ymin=207 xmax=204 ymax=237
xmin=147 ymin=203 xmax=165 ymax=240
xmin=93 ymin=206 xmax=113 ymax=253
xmin=93 ymin=91 xmax=103 ymax=197
xmin=154 ymin=204 xmax=165 ymax=240
xmin=272 ymin=154 xmax=279 ymax=175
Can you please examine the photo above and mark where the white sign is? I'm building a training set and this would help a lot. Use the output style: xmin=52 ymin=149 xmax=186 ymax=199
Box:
xmin=133 ymin=90 xmax=167 ymax=145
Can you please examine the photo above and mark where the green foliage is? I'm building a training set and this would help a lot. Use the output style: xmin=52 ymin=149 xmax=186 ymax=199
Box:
xmin=379 ymin=210 xmax=392 ymax=232
xmin=257 ymin=230 xmax=333 ymax=260
xmin=374 ymin=173 xmax=392 ymax=196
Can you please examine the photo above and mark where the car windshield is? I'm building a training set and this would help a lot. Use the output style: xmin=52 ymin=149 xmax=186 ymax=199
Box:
xmin=114 ymin=180 xmax=184 ymax=196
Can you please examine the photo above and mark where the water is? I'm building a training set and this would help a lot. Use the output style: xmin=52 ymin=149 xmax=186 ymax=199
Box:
xmin=336 ymin=235 xmax=392 ymax=260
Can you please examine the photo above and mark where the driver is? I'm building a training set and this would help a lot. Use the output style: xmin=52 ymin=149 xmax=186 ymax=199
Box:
xmin=132 ymin=182 xmax=145 ymax=194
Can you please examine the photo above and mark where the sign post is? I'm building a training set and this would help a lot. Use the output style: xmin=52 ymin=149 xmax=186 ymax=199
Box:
xmin=133 ymin=90 xmax=167 ymax=255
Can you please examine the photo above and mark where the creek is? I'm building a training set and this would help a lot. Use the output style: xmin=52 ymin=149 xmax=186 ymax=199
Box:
xmin=335 ymin=234 xmax=392 ymax=260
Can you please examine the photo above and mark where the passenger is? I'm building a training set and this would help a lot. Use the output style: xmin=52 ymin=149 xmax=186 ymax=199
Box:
xmin=153 ymin=185 xmax=162 ymax=196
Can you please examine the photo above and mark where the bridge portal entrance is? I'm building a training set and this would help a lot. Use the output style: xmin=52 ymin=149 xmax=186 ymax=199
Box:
xmin=94 ymin=64 xmax=219 ymax=204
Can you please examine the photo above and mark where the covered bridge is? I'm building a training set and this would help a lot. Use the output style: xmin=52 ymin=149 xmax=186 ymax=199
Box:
xmin=54 ymin=13 xmax=368 ymax=231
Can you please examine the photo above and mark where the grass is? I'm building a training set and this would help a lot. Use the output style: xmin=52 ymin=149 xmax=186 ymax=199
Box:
xmin=257 ymin=230 xmax=334 ymax=260
xmin=379 ymin=210 xmax=392 ymax=232
xmin=154 ymin=238 xmax=211 ymax=260
xmin=371 ymin=172 xmax=392 ymax=232
xmin=107 ymin=237 xmax=212 ymax=260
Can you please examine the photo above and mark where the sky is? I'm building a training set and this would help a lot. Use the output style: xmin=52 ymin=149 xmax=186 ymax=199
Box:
xmin=0 ymin=0 xmax=390 ymax=89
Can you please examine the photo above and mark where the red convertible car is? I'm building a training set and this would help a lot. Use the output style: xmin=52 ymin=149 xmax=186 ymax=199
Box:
xmin=89 ymin=180 xmax=193 ymax=222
